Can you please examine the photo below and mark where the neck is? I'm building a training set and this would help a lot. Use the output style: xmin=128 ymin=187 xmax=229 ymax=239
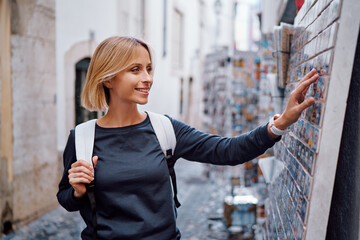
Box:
xmin=98 ymin=103 xmax=146 ymax=128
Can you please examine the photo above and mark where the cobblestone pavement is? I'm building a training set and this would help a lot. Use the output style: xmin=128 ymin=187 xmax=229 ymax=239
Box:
xmin=0 ymin=160 xmax=262 ymax=240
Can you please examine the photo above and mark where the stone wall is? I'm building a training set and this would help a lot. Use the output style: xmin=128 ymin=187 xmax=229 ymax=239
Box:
xmin=0 ymin=0 xmax=58 ymax=233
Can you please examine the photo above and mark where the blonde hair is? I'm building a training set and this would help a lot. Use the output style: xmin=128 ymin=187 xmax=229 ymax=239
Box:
xmin=81 ymin=36 xmax=152 ymax=111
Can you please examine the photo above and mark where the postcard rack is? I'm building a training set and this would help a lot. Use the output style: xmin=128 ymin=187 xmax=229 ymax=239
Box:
xmin=264 ymin=0 xmax=360 ymax=239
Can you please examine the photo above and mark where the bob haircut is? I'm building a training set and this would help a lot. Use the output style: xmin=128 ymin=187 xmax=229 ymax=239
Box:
xmin=81 ymin=36 xmax=153 ymax=111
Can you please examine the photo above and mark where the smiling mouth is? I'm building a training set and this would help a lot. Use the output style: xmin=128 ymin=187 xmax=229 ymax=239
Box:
xmin=135 ymin=88 xmax=150 ymax=94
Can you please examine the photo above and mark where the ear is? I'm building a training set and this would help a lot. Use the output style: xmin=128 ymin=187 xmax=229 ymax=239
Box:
xmin=103 ymin=80 xmax=112 ymax=89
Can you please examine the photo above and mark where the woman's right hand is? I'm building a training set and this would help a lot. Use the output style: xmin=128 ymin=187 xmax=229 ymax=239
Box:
xmin=68 ymin=156 xmax=98 ymax=199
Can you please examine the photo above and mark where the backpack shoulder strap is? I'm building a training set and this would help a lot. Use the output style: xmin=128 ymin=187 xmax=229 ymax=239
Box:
xmin=146 ymin=111 xmax=176 ymax=158
xmin=75 ymin=119 xmax=97 ymax=165
xmin=147 ymin=111 xmax=181 ymax=208
xmin=74 ymin=119 xmax=98 ymax=239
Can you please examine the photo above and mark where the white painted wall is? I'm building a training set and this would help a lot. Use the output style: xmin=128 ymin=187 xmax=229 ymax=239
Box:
xmin=261 ymin=0 xmax=285 ymax=33
xmin=56 ymin=0 xmax=118 ymax=150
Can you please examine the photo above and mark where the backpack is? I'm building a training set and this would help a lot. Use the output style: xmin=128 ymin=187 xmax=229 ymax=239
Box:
xmin=75 ymin=111 xmax=180 ymax=240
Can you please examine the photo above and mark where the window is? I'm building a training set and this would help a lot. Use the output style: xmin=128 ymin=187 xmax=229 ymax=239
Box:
xmin=75 ymin=58 xmax=97 ymax=125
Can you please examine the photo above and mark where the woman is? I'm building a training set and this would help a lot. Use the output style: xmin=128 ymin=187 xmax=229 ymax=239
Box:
xmin=57 ymin=36 xmax=318 ymax=240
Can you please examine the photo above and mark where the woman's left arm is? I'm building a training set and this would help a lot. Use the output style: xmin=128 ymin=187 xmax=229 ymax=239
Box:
xmin=170 ymin=69 xmax=318 ymax=165
xmin=170 ymin=117 xmax=278 ymax=166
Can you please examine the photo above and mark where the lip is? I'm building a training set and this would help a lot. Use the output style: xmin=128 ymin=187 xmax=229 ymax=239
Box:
xmin=135 ymin=88 xmax=150 ymax=95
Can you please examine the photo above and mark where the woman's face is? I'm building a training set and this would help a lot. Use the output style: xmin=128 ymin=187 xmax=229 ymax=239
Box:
xmin=108 ymin=46 xmax=153 ymax=106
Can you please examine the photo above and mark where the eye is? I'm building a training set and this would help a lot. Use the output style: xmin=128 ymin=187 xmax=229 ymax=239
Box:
xmin=147 ymin=66 xmax=152 ymax=73
xmin=130 ymin=67 xmax=140 ymax=72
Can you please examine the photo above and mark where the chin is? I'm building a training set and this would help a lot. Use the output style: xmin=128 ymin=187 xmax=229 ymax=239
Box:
xmin=137 ymin=100 xmax=148 ymax=105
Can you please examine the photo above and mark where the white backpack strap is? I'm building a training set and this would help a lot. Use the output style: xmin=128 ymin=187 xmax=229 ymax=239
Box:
xmin=75 ymin=119 xmax=97 ymax=166
xmin=147 ymin=111 xmax=176 ymax=158
xmin=147 ymin=111 xmax=181 ymax=207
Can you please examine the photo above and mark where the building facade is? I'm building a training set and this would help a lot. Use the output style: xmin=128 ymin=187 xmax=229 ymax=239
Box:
xmin=0 ymin=0 xmax=57 ymax=234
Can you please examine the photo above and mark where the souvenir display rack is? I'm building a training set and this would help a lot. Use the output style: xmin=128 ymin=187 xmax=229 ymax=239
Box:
xmin=257 ymin=33 xmax=278 ymax=126
xmin=231 ymin=51 xmax=258 ymax=136
xmin=202 ymin=50 xmax=233 ymax=137
xmin=264 ymin=0 xmax=360 ymax=239
xmin=274 ymin=23 xmax=294 ymax=88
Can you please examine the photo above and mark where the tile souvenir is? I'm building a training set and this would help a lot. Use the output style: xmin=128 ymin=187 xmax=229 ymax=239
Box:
xmin=289 ymin=135 xmax=296 ymax=155
xmin=290 ymin=199 xmax=297 ymax=223
xmin=299 ymin=120 xmax=306 ymax=140
xmin=295 ymin=194 xmax=303 ymax=221
xmin=292 ymin=213 xmax=300 ymax=240
xmin=299 ymin=144 xmax=307 ymax=168
xmin=293 ymin=120 xmax=299 ymax=138
xmin=314 ymin=77 xmax=328 ymax=100
xmin=296 ymin=215 xmax=304 ymax=240
xmin=297 ymin=194 xmax=308 ymax=224
xmin=308 ymin=125 xmax=315 ymax=149
xmin=295 ymin=139 xmax=302 ymax=160
xmin=304 ymin=147 xmax=315 ymax=175
xmin=305 ymin=104 xmax=313 ymax=122
xmin=299 ymin=168 xmax=306 ymax=194
xmin=292 ymin=155 xmax=299 ymax=179
xmin=287 ymin=150 xmax=292 ymax=168
xmin=323 ymin=49 xmax=333 ymax=76
xmin=304 ymin=122 xmax=311 ymax=145
xmin=310 ymin=101 xmax=324 ymax=126
xmin=303 ymin=172 xmax=312 ymax=199
xmin=292 ymin=184 xmax=300 ymax=208
xmin=293 ymin=176 xmax=301 ymax=198
xmin=310 ymin=125 xmax=320 ymax=152
xmin=295 ymin=161 xmax=302 ymax=186
xmin=287 ymin=173 xmax=294 ymax=196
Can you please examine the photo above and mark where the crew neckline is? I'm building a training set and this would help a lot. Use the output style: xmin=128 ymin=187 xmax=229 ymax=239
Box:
xmin=95 ymin=114 xmax=150 ymax=131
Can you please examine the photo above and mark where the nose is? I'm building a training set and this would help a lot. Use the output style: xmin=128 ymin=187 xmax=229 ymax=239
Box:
xmin=141 ymin=70 xmax=153 ymax=84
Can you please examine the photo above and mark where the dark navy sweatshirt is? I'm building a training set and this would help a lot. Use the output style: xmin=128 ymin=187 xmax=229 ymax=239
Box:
xmin=57 ymin=115 xmax=278 ymax=240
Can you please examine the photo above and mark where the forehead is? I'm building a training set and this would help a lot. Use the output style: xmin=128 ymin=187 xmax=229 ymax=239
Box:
xmin=130 ymin=45 xmax=151 ymax=64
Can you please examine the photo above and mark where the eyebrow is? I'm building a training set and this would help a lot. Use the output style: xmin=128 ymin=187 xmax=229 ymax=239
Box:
xmin=128 ymin=62 xmax=152 ymax=67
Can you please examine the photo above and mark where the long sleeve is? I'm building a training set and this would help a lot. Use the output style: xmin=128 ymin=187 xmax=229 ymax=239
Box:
xmin=57 ymin=130 xmax=87 ymax=212
xmin=170 ymin=116 xmax=279 ymax=165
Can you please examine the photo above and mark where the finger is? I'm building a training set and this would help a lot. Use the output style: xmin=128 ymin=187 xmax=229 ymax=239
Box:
xmin=69 ymin=172 xmax=94 ymax=182
xmin=71 ymin=160 xmax=93 ymax=170
xmin=294 ymin=74 xmax=319 ymax=95
xmin=298 ymin=97 xmax=316 ymax=112
xmin=69 ymin=165 xmax=94 ymax=177
xmin=300 ymin=68 xmax=317 ymax=83
xmin=69 ymin=177 xmax=92 ymax=185
xmin=92 ymin=156 xmax=98 ymax=168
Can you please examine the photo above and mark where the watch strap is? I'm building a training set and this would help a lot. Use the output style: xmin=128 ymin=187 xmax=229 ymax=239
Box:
xmin=269 ymin=115 xmax=289 ymax=136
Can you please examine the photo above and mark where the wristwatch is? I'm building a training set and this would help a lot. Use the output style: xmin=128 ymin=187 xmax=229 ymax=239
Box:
xmin=269 ymin=115 xmax=290 ymax=136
